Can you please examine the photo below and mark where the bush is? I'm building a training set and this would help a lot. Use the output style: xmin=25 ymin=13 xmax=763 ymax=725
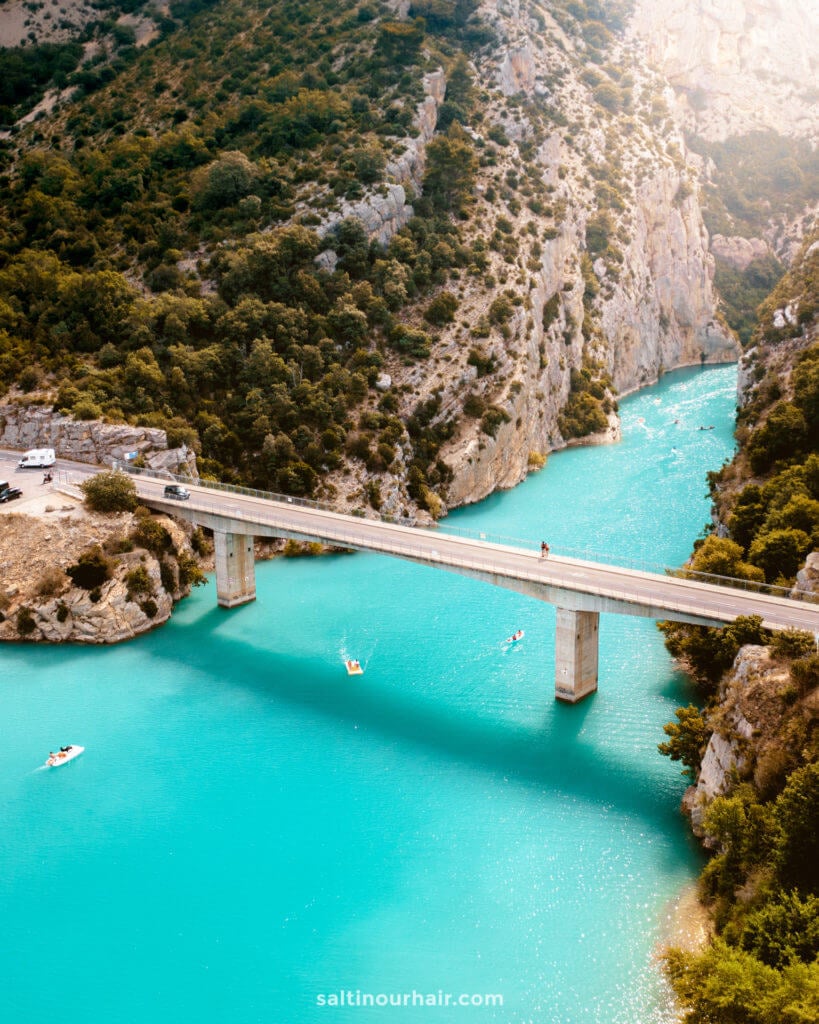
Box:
xmin=17 ymin=606 xmax=36 ymax=635
xmin=423 ymin=291 xmax=458 ymax=326
xmin=124 ymin=565 xmax=153 ymax=601
xmin=480 ymin=405 xmax=511 ymax=437
xmin=35 ymin=566 xmax=67 ymax=598
xmin=81 ymin=472 xmax=138 ymax=513
xmin=177 ymin=552 xmax=206 ymax=588
xmin=159 ymin=559 xmax=177 ymax=594
xmin=140 ymin=598 xmax=158 ymax=619
xmin=131 ymin=510 xmax=174 ymax=555
xmin=66 ymin=547 xmax=113 ymax=590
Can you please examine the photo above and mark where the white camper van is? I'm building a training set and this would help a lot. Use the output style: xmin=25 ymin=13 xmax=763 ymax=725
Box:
xmin=18 ymin=448 xmax=56 ymax=469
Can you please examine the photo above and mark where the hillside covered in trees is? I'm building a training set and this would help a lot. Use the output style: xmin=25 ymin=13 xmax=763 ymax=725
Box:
xmin=658 ymin=232 xmax=819 ymax=1022
xmin=1 ymin=0 xmax=738 ymax=520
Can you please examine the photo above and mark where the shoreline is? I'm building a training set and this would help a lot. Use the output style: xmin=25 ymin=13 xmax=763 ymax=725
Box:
xmin=655 ymin=881 xmax=712 ymax=958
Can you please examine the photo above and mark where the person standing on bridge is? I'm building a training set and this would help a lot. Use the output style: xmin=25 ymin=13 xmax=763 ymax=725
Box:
xmin=540 ymin=541 xmax=549 ymax=558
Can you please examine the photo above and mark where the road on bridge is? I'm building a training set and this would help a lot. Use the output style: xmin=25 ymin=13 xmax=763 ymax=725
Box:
xmin=130 ymin=475 xmax=819 ymax=636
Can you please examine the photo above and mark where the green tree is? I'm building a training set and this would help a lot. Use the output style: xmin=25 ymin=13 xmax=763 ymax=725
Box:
xmin=773 ymin=763 xmax=819 ymax=894
xmin=422 ymin=124 xmax=476 ymax=212
xmin=192 ymin=150 xmax=259 ymax=210
xmin=748 ymin=527 xmax=811 ymax=583
xmin=658 ymin=705 xmax=708 ymax=778
xmin=80 ymin=471 xmax=138 ymax=513
xmin=689 ymin=534 xmax=765 ymax=584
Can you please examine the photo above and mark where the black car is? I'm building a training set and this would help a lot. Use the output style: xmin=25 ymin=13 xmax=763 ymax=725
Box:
xmin=163 ymin=484 xmax=190 ymax=500
xmin=0 ymin=486 xmax=22 ymax=503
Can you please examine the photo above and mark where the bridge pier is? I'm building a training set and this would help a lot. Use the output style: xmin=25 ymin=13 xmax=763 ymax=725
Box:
xmin=554 ymin=608 xmax=599 ymax=703
xmin=213 ymin=530 xmax=256 ymax=608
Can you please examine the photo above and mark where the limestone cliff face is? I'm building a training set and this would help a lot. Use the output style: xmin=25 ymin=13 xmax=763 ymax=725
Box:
xmin=601 ymin=168 xmax=731 ymax=393
xmin=680 ymin=644 xmax=815 ymax=841
xmin=377 ymin=0 xmax=738 ymax=511
xmin=318 ymin=70 xmax=446 ymax=253
xmin=629 ymin=0 xmax=819 ymax=142
xmin=0 ymin=399 xmax=198 ymax=477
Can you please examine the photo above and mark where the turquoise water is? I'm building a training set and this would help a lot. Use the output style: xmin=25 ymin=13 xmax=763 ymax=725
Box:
xmin=0 ymin=366 xmax=736 ymax=1024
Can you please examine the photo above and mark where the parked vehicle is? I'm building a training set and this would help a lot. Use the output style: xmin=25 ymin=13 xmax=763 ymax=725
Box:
xmin=18 ymin=448 xmax=56 ymax=469
xmin=0 ymin=486 xmax=22 ymax=503
xmin=163 ymin=484 xmax=190 ymax=500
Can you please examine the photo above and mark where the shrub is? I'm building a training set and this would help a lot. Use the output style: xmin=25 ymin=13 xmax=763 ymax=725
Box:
xmin=17 ymin=606 xmax=36 ymax=635
xmin=56 ymin=602 xmax=69 ymax=623
xmin=81 ymin=471 xmax=138 ymax=513
xmin=423 ymin=291 xmax=458 ymax=326
xmin=488 ymin=294 xmax=514 ymax=326
xmin=140 ymin=598 xmax=158 ymax=619
xmin=35 ymin=566 xmax=67 ymax=597
xmin=124 ymin=565 xmax=153 ymax=601
xmin=463 ymin=392 xmax=486 ymax=418
xmin=131 ymin=510 xmax=174 ymax=555
xmin=177 ymin=552 xmax=206 ymax=588
xmin=388 ymin=324 xmax=432 ymax=359
xmin=159 ymin=559 xmax=177 ymax=594
xmin=66 ymin=547 xmax=113 ymax=590
xmin=480 ymin=405 xmax=511 ymax=437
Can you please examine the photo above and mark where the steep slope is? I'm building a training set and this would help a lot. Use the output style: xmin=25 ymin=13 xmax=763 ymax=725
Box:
xmin=0 ymin=0 xmax=737 ymax=521
xmin=630 ymin=0 xmax=819 ymax=144
xmin=657 ymin=231 xmax=819 ymax=1022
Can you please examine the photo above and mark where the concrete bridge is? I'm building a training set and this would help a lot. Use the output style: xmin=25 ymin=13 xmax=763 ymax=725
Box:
xmin=129 ymin=473 xmax=819 ymax=703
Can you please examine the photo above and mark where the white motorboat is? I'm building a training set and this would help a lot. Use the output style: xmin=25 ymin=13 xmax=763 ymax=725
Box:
xmin=45 ymin=745 xmax=84 ymax=768
xmin=505 ymin=630 xmax=525 ymax=643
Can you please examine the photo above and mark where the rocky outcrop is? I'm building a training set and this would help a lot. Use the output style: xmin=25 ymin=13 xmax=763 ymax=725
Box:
xmin=318 ymin=69 xmax=446 ymax=256
xmin=711 ymin=234 xmax=770 ymax=271
xmin=0 ymin=506 xmax=203 ymax=644
xmin=629 ymin=0 xmax=819 ymax=143
xmin=681 ymin=644 xmax=796 ymax=837
xmin=0 ymin=400 xmax=198 ymax=477
xmin=793 ymin=551 xmax=819 ymax=601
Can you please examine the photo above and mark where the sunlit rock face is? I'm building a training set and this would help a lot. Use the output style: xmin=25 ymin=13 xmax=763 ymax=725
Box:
xmin=629 ymin=0 xmax=819 ymax=142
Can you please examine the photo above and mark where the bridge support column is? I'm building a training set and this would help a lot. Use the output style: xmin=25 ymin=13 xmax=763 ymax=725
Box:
xmin=554 ymin=608 xmax=599 ymax=703
xmin=213 ymin=530 xmax=256 ymax=608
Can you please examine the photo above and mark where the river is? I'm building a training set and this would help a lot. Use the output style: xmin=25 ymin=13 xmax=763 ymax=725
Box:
xmin=0 ymin=365 xmax=736 ymax=1023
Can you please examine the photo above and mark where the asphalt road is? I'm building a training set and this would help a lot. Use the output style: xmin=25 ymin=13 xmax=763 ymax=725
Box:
xmin=129 ymin=474 xmax=819 ymax=635
xmin=2 ymin=447 xmax=816 ymax=634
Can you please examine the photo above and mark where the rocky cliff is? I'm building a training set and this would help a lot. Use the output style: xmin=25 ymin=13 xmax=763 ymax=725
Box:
xmin=629 ymin=0 xmax=819 ymax=143
xmin=336 ymin=0 xmax=739 ymax=512
xmin=0 ymin=399 xmax=198 ymax=477
xmin=0 ymin=500 xmax=204 ymax=644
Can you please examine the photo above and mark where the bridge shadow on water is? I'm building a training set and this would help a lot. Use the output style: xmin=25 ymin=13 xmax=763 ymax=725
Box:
xmin=147 ymin=604 xmax=694 ymax=858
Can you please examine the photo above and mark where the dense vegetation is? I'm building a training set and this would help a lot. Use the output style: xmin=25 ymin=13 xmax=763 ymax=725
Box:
xmin=0 ymin=0 xmax=497 ymax=513
xmin=0 ymin=0 xmax=649 ymax=516
xmin=658 ymin=234 xmax=819 ymax=1022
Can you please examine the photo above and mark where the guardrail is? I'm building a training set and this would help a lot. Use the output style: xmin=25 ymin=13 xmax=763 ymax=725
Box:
xmin=108 ymin=462 xmax=817 ymax=611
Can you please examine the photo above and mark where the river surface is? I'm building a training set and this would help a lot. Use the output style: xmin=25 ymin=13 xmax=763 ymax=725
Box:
xmin=0 ymin=365 xmax=736 ymax=1023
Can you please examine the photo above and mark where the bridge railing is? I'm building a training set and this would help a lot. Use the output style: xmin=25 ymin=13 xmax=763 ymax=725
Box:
xmin=112 ymin=461 xmax=421 ymax=528
xmin=110 ymin=462 xmax=817 ymax=607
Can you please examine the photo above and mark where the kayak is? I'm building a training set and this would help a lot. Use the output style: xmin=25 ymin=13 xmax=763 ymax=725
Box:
xmin=45 ymin=745 xmax=84 ymax=768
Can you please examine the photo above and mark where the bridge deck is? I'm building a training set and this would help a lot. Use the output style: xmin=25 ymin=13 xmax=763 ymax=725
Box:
xmin=134 ymin=478 xmax=819 ymax=635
